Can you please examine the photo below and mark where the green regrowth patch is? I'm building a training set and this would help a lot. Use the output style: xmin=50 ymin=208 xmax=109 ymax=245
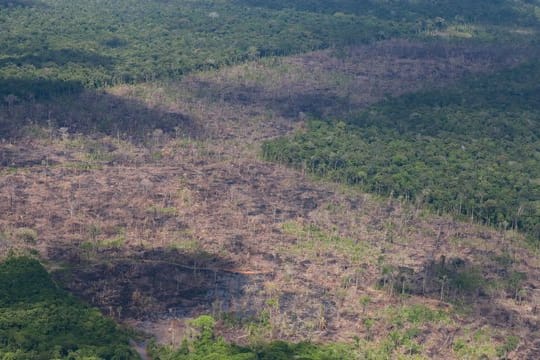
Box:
xmin=149 ymin=315 xmax=358 ymax=359
xmin=353 ymin=304 xmax=450 ymax=359
xmin=0 ymin=256 xmax=137 ymax=359
xmin=452 ymin=327 xmax=517 ymax=359
xmin=386 ymin=304 xmax=449 ymax=327
xmin=263 ymin=61 xmax=540 ymax=241
xmin=281 ymin=221 xmax=375 ymax=264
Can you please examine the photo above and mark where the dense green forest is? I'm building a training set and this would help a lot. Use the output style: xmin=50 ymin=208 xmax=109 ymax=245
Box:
xmin=1 ymin=0 xmax=539 ymax=98
xmin=238 ymin=0 xmax=540 ymax=26
xmin=0 ymin=256 xmax=137 ymax=359
xmin=263 ymin=60 xmax=540 ymax=241
xmin=0 ymin=0 xmax=399 ymax=96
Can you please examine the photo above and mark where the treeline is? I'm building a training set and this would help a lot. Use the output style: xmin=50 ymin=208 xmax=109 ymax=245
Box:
xmin=0 ymin=0 xmax=407 ymax=98
xmin=237 ymin=0 xmax=540 ymax=26
xmin=263 ymin=61 xmax=540 ymax=240
xmin=2 ymin=0 xmax=539 ymax=100
xmin=0 ymin=256 xmax=137 ymax=359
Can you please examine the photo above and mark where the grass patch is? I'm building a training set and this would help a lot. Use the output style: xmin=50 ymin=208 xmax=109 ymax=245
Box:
xmin=149 ymin=315 xmax=358 ymax=359
xmin=387 ymin=304 xmax=449 ymax=327
xmin=281 ymin=221 xmax=375 ymax=264
xmin=452 ymin=327 xmax=500 ymax=359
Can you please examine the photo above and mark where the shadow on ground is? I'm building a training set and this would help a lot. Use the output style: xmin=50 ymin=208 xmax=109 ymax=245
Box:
xmin=49 ymin=246 xmax=265 ymax=321
xmin=0 ymin=79 xmax=199 ymax=141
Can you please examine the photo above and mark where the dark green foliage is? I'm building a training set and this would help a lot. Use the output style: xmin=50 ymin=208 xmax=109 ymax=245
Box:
xmin=1 ymin=0 xmax=538 ymax=99
xmin=0 ymin=0 xmax=44 ymax=8
xmin=149 ymin=315 xmax=355 ymax=359
xmin=0 ymin=257 xmax=138 ymax=359
xmin=236 ymin=0 xmax=540 ymax=26
xmin=0 ymin=78 xmax=84 ymax=99
xmin=390 ymin=304 xmax=447 ymax=326
xmin=0 ymin=0 xmax=406 ymax=95
xmin=263 ymin=61 xmax=540 ymax=240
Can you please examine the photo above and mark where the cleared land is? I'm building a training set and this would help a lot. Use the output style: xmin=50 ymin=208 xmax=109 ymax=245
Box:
xmin=1 ymin=40 xmax=539 ymax=358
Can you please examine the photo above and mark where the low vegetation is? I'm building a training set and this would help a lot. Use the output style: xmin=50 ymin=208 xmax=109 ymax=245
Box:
xmin=149 ymin=315 xmax=357 ymax=359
